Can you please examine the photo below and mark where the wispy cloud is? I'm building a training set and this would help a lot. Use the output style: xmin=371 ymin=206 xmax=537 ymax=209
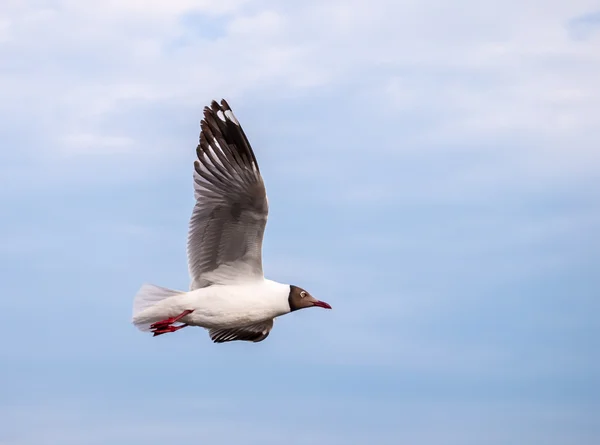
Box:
xmin=61 ymin=133 xmax=136 ymax=156
xmin=1 ymin=1 xmax=599 ymax=444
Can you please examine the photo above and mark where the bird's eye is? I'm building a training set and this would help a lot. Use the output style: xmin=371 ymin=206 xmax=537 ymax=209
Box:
xmin=300 ymin=291 xmax=306 ymax=298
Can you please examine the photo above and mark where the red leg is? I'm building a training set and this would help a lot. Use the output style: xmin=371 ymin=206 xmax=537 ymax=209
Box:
xmin=150 ymin=310 xmax=194 ymax=336
xmin=150 ymin=310 xmax=194 ymax=329
xmin=152 ymin=324 xmax=189 ymax=336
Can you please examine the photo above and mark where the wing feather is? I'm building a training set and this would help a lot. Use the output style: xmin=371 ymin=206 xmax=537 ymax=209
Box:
xmin=187 ymin=99 xmax=268 ymax=290
xmin=208 ymin=319 xmax=274 ymax=343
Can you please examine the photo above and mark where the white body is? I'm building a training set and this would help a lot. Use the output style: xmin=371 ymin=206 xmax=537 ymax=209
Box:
xmin=132 ymin=279 xmax=290 ymax=331
xmin=130 ymin=100 xmax=325 ymax=342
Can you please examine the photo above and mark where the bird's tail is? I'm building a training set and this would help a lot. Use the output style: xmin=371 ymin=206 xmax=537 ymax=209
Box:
xmin=131 ymin=283 xmax=183 ymax=331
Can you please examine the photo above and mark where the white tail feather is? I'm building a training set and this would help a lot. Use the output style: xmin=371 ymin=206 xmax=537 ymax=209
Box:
xmin=132 ymin=283 xmax=183 ymax=331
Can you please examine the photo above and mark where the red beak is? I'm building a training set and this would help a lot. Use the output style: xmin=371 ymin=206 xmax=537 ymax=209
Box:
xmin=312 ymin=300 xmax=332 ymax=309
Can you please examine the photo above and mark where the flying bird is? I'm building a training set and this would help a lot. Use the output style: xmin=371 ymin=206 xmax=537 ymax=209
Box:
xmin=131 ymin=99 xmax=331 ymax=343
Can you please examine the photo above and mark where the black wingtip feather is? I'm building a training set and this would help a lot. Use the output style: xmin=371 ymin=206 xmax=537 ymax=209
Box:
xmin=197 ymin=99 xmax=260 ymax=174
xmin=220 ymin=98 xmax=232 ymax=111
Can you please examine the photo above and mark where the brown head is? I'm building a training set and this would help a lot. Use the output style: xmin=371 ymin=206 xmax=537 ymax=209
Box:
xmin=288 ymin=285 xmax=332 ymax=312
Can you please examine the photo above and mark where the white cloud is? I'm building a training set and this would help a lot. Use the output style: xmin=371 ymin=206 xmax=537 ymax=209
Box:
xmin=0 ymin=0 xmax=599 ymax=197
xmin=62 ymin=133 xmax=136 ymax=155
xmin=1 ymin=5 xmax=598 ymax=445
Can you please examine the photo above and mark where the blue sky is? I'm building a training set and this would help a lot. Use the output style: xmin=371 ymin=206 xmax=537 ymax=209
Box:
xmin=1 ymin=1 xmax=599 ymax=444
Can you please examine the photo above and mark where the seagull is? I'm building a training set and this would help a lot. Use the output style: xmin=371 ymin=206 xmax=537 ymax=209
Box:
xmin=131 ymin=99 xmax=331 ymax=343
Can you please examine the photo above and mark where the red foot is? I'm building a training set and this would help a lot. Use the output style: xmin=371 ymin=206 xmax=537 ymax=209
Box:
xmin=150 ymin=310 xmax=194 ymax=336
xmin=152 ymin=324 xmax=188 ymax=336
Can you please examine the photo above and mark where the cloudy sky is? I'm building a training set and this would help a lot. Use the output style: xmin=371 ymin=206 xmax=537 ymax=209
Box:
xmin=1 ymin=1 xmax=599 ymax=444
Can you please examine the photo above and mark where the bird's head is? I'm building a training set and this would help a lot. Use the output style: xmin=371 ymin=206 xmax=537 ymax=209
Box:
xmin=288 ymin=285 xmax=332 ymax=311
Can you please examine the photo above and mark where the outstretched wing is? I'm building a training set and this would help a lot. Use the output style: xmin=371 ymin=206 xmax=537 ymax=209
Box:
xmin=187 ymin=99 xmax=268 ymax=290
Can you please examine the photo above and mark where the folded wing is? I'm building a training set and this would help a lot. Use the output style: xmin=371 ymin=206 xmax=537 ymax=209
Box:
xmin=208 ymin=319 xmax=274 ymax=343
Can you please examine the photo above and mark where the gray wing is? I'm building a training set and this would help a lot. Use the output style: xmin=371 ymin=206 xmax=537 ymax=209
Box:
xmin=188 ymin=99 xmax=268 ymax=290
xmin=208 ymin=320 xmax=274 ymax=343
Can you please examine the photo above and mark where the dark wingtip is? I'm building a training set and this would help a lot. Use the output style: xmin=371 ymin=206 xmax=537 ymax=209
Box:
xmin=196 ymin=97 xmax=259 ymax=174
xmin=210 ymin=100 xmax=221 ymax=112
xmin=220 ymin=98 xmax=232 ymax=110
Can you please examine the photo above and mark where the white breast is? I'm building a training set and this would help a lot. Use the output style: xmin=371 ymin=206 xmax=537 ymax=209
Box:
xmin=176 ymin=279 xmax=290 ymax=328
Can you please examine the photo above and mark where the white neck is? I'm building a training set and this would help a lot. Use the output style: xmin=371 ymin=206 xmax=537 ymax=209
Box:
xmin=261 ymin=278 xmax=292 ymax=314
